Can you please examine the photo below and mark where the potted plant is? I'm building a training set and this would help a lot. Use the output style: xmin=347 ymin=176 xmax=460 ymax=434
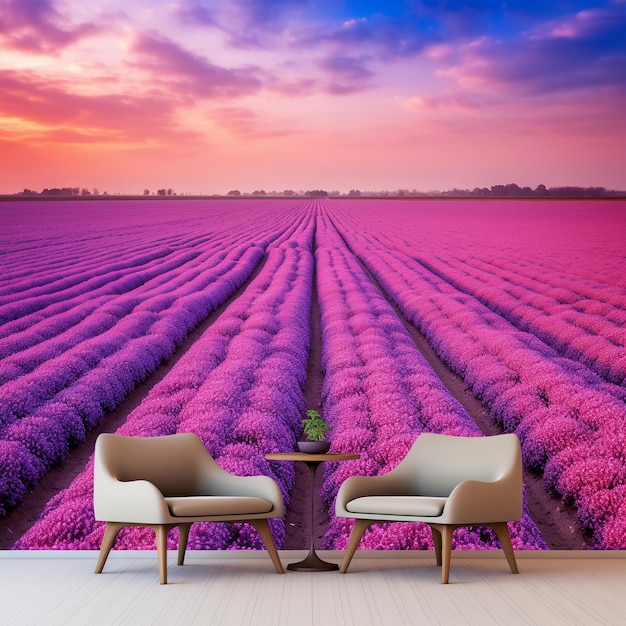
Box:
xmin=297 ymin=409 xmax=331 ymax=453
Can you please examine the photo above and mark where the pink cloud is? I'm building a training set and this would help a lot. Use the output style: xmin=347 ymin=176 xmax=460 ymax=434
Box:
xmin=129 ymin=32 xmax=264 ymax=100
xmin=174 ymin=1 xmax=218 ymax=27
xmin=266 ymin=75 xmax=318 ymax=97
xmin=0 ymin=0 xmax=100 ymax=53
xmin=401 ymin=94 xmax=480 ymax=114
xmin=210 ymin=106 xmax=300 ymax=139
xmin=0 ymin=70 xmax=194 ymax=144
xmin=318 ymin=54 xmax=374 ymax=81
xmin=316 ymin=54 xmax=376 ymax=95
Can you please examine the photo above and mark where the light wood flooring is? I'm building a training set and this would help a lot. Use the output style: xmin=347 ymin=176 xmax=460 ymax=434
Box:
xmin=2 ymin=550 xmax=625 ymax=625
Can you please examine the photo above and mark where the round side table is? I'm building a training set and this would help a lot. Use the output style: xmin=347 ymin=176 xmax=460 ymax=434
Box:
xmin=265 ymin=452 xmax=360 ymax=571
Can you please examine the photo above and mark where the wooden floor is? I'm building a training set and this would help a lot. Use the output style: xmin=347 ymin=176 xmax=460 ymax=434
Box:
xmin=2 ymin=550 xmax=625 ymax=625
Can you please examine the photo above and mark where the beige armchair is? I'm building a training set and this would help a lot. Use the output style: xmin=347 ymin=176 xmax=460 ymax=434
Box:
xmin=94 ymin=433 xmax=284 ymax=583
xmin=336 ymin=433 xmax=522 ymax=583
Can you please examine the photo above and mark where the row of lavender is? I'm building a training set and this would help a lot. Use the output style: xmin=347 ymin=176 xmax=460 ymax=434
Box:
xmin=390 ymin=236 xmax=625 ymax=387
xmin=325 ymin=200 xmax=626 ymax=548
xmin=0 ymin=200 xmax=303 ymax=515
xmin=16 ymin=206 xmax=316 ymax=549
xmin=314 ymin=208 xmax=547 ymax=550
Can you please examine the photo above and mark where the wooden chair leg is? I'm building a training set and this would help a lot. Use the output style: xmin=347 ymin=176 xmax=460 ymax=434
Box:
xmin=249 ymin=520 xmax=284 ymax=574
xmin=440 ymin=525 xmax=455 ymax=584
xmin=430 ymin=526 xmax=442 ymax=566
xmin=340 ymin=519 xmax=374 ymax=574
xmin=492 ymin=522 xmax=519 ymax=575
xmin=178 ymin=523 xmax=192 ymax=566
xmin=155 ymin=525 xmax=171 ymax=585
xmin=95 ymin=522 xmax=125 ymax=574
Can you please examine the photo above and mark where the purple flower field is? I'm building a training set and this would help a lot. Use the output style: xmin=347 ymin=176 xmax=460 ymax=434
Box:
xmin=1 ymin=198 xmax=624 ymax=550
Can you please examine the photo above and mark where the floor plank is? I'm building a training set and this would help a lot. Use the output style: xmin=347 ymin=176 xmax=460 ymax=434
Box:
xmin=1 ymin=551 xmax=625 ymax=625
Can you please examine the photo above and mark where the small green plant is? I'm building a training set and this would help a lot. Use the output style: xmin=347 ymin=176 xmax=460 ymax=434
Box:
xmin=301 ymin=409 xmax=329 ymax=442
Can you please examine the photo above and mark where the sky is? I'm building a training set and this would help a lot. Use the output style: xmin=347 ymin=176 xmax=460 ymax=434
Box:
xmin=1 ymin=0 xmax=625 ymax=195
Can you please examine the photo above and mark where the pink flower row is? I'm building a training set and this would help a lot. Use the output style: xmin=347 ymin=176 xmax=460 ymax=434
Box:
xmin=408 ymin=253 xmax=625 ymax=385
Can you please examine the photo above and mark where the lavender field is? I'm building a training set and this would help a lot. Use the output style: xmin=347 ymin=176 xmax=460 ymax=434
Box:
xmin=1 ymin=198 xmax=624 ymax=551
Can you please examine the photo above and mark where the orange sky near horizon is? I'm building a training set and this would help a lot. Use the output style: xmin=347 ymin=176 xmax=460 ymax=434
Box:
xmin=1 ymin=0 xmax=625 ymax=195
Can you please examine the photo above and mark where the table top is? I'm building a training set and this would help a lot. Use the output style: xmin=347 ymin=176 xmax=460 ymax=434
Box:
xmin=265 ymin=452 xmax=360 ymax=462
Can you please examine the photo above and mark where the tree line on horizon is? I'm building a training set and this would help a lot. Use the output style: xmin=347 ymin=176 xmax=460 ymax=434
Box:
xmin=350 ymin=183 xmax=625 ymax=198
xmin=11 ymin=183 xmax=625 ymax=199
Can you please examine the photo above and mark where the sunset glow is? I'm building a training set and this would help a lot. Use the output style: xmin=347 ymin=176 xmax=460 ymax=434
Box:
xmin=1 ymin=0 xmax=625 ymax=194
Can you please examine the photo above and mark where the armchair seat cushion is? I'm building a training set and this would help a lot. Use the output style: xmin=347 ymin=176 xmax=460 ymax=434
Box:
xmin=165 ymin=496 xmax=273 ymax=517
xmin=346 ymin=496 xmax=447 ymax=517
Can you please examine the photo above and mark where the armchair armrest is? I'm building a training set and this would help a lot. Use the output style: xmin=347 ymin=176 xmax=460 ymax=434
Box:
xmin=94 ymin=478 xmax=173 ymax=524
xmin=443 ymin=478 xmax=522 ymax=524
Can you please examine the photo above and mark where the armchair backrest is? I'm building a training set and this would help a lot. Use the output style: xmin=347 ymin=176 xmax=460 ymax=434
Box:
xmin=395 ymin=433 xmax=522 ymax=497
xmin=95 ymin=432 xmax=220 ymax=496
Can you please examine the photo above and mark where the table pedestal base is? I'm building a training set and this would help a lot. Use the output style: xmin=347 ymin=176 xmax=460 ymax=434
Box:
xmin=264 ymin=452 xmax=359 ymax=573
xmin=287 ymin=550 xmax=339 ymax=572
xmin=289 ymin=459 xmax=338 ymax=572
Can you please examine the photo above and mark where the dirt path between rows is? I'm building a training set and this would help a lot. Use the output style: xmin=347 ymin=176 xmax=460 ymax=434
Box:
xmin=281 ymin=267 xmax=326 ymax=550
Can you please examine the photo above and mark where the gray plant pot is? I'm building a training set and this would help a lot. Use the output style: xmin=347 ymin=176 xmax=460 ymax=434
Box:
xmin=297 ymin=441 xmax=331 ymax=454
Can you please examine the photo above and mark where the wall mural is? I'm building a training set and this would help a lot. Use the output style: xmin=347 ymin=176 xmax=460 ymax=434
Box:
xmin=1 ymin=198 xmax=624 ymax=551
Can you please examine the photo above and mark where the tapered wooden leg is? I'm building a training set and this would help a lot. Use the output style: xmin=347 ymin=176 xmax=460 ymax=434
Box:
xmin=492 ymin=522 xmax=519 ymax=575
xmin=440 ymin=525 xmax=455 ymax=584
xmin=95 ymin=522 xmax=125 ymax=574
xmin=178 ymin=523 xmax=192 ymax=566
xmin=155 ymin=525 xmax=170 ymax=585
xmin=249 ymin=520 xmax=284 ymax=574
xmin=340 ymin=519 xmax=374 ymax=574
xmin=430 ymin=526 xmax=442 ymax=566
